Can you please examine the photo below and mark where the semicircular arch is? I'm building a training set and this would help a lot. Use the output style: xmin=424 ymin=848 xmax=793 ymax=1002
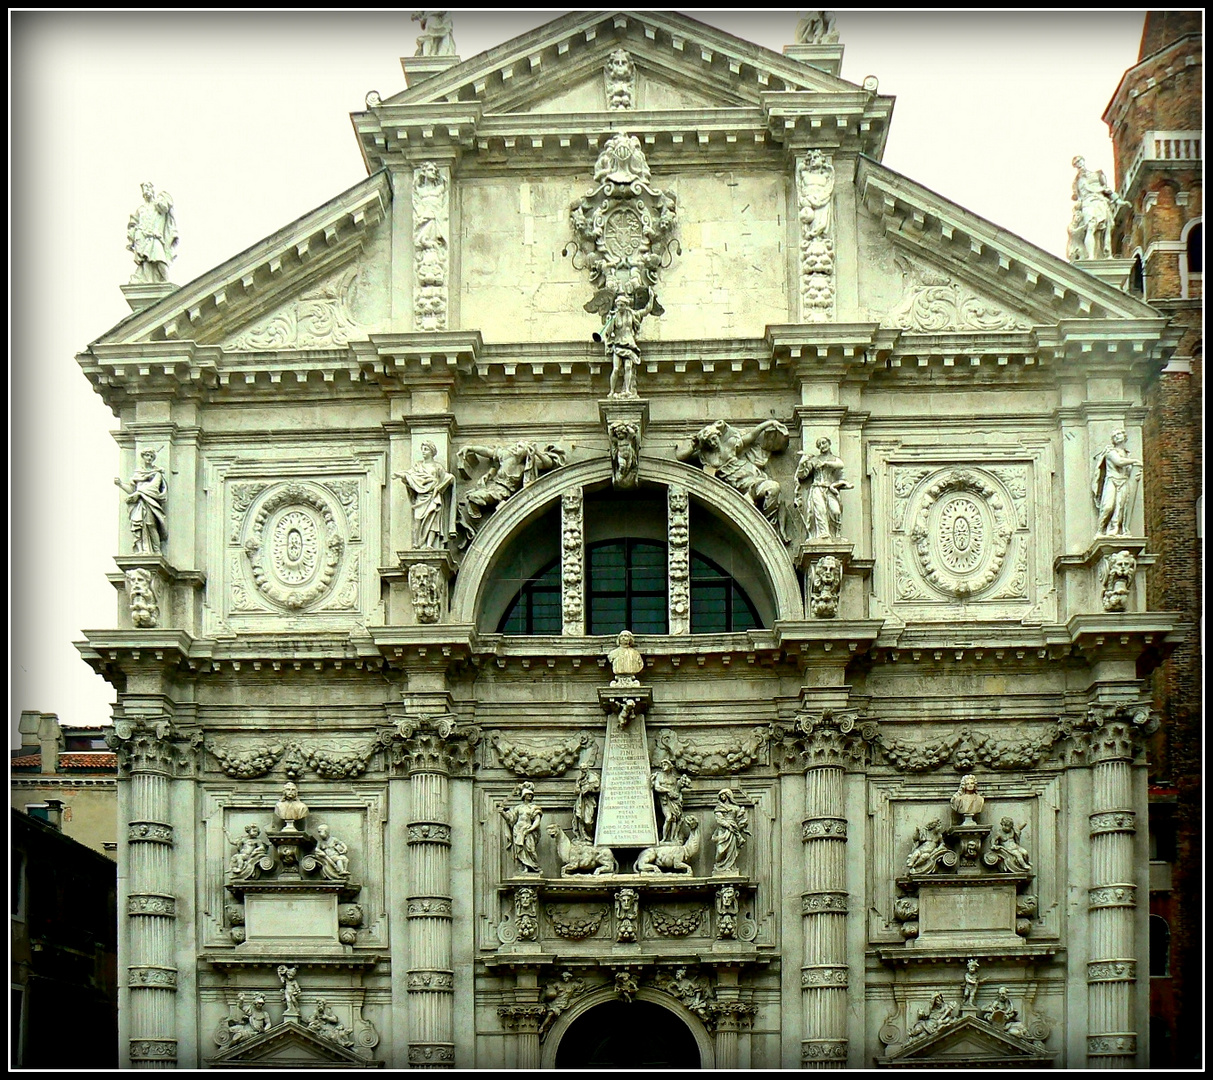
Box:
xmin=541 ymin=985 xmax=715 ymax=1069
xmin=448 ymin=456 xmax=802 ymax=626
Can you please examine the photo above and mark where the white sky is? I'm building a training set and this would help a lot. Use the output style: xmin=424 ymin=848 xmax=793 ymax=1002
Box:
xmin=10 ymin=9 xmax=1148 ymax=739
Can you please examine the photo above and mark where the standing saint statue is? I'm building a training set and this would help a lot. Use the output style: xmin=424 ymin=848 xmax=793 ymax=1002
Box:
xmin=710 ymin=789 xmax=750 ymax=875
xmin=114 ymin=448 xmax=168 ymax=555
xmin=1091 ymin=429 xmax=1142 ymax=537
xmin=572 ymin=766 xmax=600 ymax=842
xmin=500 ymin=782 xmax=543 ymax=873
xmin=394 ymin=441 xmax=454 ymax=550
xmin=600 ymin=290 xmax=657 ymax=399
xmin=651 ymin=759 xmax=691 ymax=842
xmin=412 ymin=11 xmax=456 ymax=56
xmin=127 ymin=181 xmax=179 ymax=283
xmin=795 ymin=436 xmax=853 ymax=540
xmin=1069 ymin=155 xmax=1122 ymax=261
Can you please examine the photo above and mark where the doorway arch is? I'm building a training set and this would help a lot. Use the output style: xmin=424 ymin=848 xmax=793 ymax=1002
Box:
xmin=543 ymin=986 xmax=714 ymax=1069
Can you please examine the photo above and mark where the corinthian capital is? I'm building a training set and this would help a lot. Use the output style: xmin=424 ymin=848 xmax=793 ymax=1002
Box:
xmin=106 ymin=715 xmax=201 ymax=776
xmin=378 ymin=713 xmax=480 ymax=775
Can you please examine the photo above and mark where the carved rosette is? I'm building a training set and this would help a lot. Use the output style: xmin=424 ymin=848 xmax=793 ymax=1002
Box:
xmin=233 ymin=481 xmax=355 ymax=613
xmin=667 ymin=485 xmax=690 ymax=633
xmin=413 ymin=161 xmax=450 ymax=331
xmin=561 ymin=490 xmax=584 ymax=635
xmin=796 ymin=151 xmax=836 ymax=322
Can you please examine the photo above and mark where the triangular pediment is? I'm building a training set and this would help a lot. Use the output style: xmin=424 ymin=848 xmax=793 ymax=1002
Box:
xmin=91 ymin=173 xmax=391 ymax=349
xmin=209 ymin=1020 xmax=374 ymax=1068
xmin=890 ymin=1015 xmax=1052 ymax=1067
xmin=858 ymin=156 xmax=1162 ymax=327
xmin=386 ymin=10 xmax=863 ymax=116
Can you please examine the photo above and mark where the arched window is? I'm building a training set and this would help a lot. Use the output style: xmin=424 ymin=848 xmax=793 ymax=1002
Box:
xmin=1186 ymin=222 xmax=1202 ymax=275
xmin=1150 ymin=914 xmax=1171 ymax=977
xmin=498 ymin=541 xmax=762 ymax=635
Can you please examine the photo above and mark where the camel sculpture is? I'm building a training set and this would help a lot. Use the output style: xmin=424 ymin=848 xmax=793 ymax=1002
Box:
xmin=546 ymin=823 xmax=617 ymax=875
xmin=634 ymin=817 xmax=700 ymax=874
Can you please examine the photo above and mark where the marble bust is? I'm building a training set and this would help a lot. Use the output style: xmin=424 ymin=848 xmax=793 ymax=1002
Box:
xmin=949 ymin=774 xmax=984 ymax=824
xmin=275 ymin=782 xmax=309 ymax=833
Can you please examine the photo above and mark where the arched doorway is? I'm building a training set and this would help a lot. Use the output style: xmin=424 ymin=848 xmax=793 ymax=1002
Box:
xmin=553 ymin=999 xmax=702 ymax=1069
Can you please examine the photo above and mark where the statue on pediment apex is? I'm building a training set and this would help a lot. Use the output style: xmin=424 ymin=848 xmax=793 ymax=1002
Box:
xmin=412 ymin=11 xmax=455 ymax=57
xmin=127 ymin=181 xmax=178 ymax=284
xmin=795 ymin=11 xmax=839 ymax=45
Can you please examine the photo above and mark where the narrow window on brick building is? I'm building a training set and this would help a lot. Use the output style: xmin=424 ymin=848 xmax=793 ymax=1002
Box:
xmin=1186 ymin=221 xmax=1202 ymax=274
xmin=1149 ymin=914 xmax=1171 ymax=976
xmin=1130 ymin=253 xmax=1145 ymax=296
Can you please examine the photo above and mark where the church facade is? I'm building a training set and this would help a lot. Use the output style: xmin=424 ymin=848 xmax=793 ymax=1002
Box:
xmin=78 ymin=12 xmax=1183 ymax=1069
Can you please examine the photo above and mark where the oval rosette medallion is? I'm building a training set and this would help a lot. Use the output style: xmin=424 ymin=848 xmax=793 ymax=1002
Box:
xmin=908 ymin=469 xmax=1012 ymax=598
xmin=242 ymin=483 xmax=345 ymax=610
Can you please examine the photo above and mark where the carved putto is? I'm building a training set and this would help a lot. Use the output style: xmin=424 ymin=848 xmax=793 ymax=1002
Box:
xmin=278 ymin=964 xmax=302 ymax=1020
xmin=115 ymin=448 xmax=168 ymax=555
xmin=226 ymin=824 xmax=270 ymax=881
xmin=794 ymin=10 xmax=839 ymax=44
xmin=1091 ymin=430 xmax=1141 ymax=537
xmin=905 ymin=818 xmax=952 ymax=876
xmin=710 ymin=789 xmax=750 ymax=875
xmin=412 ymin=11 xmax=455 ymax=56
xmin=796 ymin=437 xmax=852 ymax=540
xmin=126 ymin=181 xmax=178 ymax=284
xmin=1099 ymin=549 xmax=1137 ymax=611
xmin=125 ymin=567 xmax=160 ymax=628
xmin=678 ymin=419 xmax=790 ymax=540
xmin=567 ymin=132 xmax=678 ymax=399
xmin=312 ymin=823 xmax=351 ymax=880
xmin=501 ymin=782 xmax=543 ymax=874
xmin=455 ymin=442 xmax=566 ymax=548
xmin=395 ymin=441 xmax=454 ymax=550
xmin=608 ymin=420 xmax=641 ymax=487
xmin=983 ymin=817 xmax=1032 ymax=874
xmin=604 ymin=48 xmax=635 ymax=110
xmin=1068 ymin=155 xmax=1123 ymax=261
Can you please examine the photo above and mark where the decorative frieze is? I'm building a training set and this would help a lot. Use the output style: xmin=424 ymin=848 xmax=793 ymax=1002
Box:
xmin=1087 ymin=960 xmax=1136 ymax=982
xmin=667 ymin=485 xmax=690 ymax=633
xmin=413 ymin=161 xmax=450 ymax=331
xmin=128 ymin=965 xmax=178 ymax=989
xmin=129 ymin=1040 xmax=177 ymax=1062
xmin=802 ymin=817 xmax=847 ymax=840
xmin=802 ymin=1039 xmax=848 ymax=1061
xmin=801 ymin=966 xmax=849 ymax=988
xmin=408 ymin=971 xmax=455 ymax=992
xmin=801 ymin=891 xmax=849 ymax=916
xmin=796 ymin=151 xmax=836 ymax=322
xmin=208 ymin=739 xmax=284 ymax=779
xmin=646 ymin=905 xmax=706 ymax=937
xmin=128 ymin=821 xmax=174 ymax=844
xmin=127 ymin=893 xmax=176 ymax=917
xmin=407 ymin=822 xmax=452 ymax=845
xmin=1088 ymin=884 xmax=1137 ymax=909
xmin=1089 ymin=810 xmax=1136 ymax=834
xmin=546 ymin=905 xmax=607 ymax=940
xmin=407 ymin=897 xmax=452 ymax=918
xmin=561 ymin=490 xmax=584 ymax=635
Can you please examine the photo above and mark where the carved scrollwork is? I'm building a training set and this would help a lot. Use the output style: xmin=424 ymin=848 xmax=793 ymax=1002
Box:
xmin=229 ymin=268 xmax=363 ymax=350
xmin=650 ymin=726 xmax=770 ymax=775
xmin=884 ymin=257 xmax=1032 ymax=333
xmin=230 ymin=482 xmax=269 ymax=543
xmin=208 ymin=739 xmax=284 ymax=779
xmin=490 ymin=729 xmax=594 ymax=777
xmin=546 ymin=904 xmax=608 ymax=940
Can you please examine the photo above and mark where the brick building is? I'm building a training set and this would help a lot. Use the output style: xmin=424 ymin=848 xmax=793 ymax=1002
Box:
xmin=1103 ymin=11 xmax=1202 ymax=1069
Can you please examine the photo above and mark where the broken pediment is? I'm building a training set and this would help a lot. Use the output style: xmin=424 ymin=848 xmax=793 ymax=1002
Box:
xmin=886 ymin=1015 xmax=1052 ymax=1069
xmin=209 ymin=1019 xmax=378 ymax=1068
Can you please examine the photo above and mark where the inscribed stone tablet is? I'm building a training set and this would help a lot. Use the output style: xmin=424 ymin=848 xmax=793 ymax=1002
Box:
xmin=595 ymin=712 xmax=658 ymax=847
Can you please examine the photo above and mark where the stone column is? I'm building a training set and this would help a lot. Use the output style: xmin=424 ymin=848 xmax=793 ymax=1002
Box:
xmin=498 ymin=969 xmax=545 ymax=1070
xmin=107 ymin=714 xmax=193 ymax=1069
xmin=795 ymin=712 xmax=860 ymax=1068
xmin=1084 ymin=703 xmax=1153 ymax=1068
xmin=709 ymin=968 xmax=755 ymax=1069
xmin=396 ymin=716 xmax=477 ymax=1069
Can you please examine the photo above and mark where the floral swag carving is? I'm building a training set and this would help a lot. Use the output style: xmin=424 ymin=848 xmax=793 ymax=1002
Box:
xmin=490 ymin=729 xmax=596 ymax=777
xmin=651 ymin=726 xmax=771 ymax=775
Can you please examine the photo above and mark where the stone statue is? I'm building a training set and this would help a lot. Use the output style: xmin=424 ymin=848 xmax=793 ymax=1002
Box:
xmin=125 ymin=567 xmax=160 ymax=628
xmin=982 ymin=986 xmax=1027 ymax=1035
xmin=126 ymin=181 xmax=179 ymax=284
xmin=1091 ymin=430 xmax=1142 ymax=536
xmin=651 ymin=758 xmax=691 ymax=842
xmin=962 ymin=958 xmax=980 ymax=1009
xmin=572 ymin=766 xmax=600 ymax=842
xmin=226 ymin=823 xmax=268 ymax=881
xmin=412 ymin=11 xmax=455 ymax=56
xmin=604 ymin=48 xmax=635 ymax=110
xmin=613 ymin=969 xmax=639 ymax=1003
xmin=905 ymin=818 xmax=949 ymax=875
xmin=601 ymin=290 xmax=656 ymax=399
xmin=114 ymin=448 xmax=168 ymax=555
xmin=274 ymin=782 xmax=309 ymax=833
xmin=795 ymin=437 xmax=853 ymax=540
xmin=313 ymin=823 xmax=351 ymax=880
xmin=394 ymin=441 xmax=454 ymax=550
xmin=500 ymin=782 xmax=543 ymax=873
xmin=794 ymin=10 xmax=838 ymax=44
xmin=1100 ymin=549 xmax=1137 ymax=611
xmin=607 ymin=630 xmax=644 ymax=686
xmin=455 ymin=442 xmax=566 ymax=547
xmin=907 ymin=992 xmax=958 ymax=1039
xmin=1069 ymin=155 xmax=1122 ymax=261
xmin=608 ymin=421 xmax=640 ymax=488
xmin=710 ymin=788 xmax=750 ymax=875
xmin=539 ymin=969 xmax=585 ymax=1038
xmin=950 ymin=774 xmax=984 ymax=824
xmin=678 ymin=419 xmax=790 ymax=540
xmin=278 ymin=964 xmax=302 ymax=1019
xmin=225 ymin=993 xmax=254 ymax=1045
xmin=247 ymin=994 xmax=271 ymax=1035
xmin=635 ymin=817 xmax=700 ymax=874
xmin=984 ymin=817 xmax=1032 ymax=874
xmin=307 ymin=999 xmax=355 ymax=1048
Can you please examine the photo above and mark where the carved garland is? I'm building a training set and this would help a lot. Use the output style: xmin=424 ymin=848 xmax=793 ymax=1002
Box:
xmin=667 ymin=486 xmax=690 ymax=634
xmin=561 ymin=490 xmax=584 ymax=635
xmin=796 ymin=151 xmax=836 ymax=322
xmin=490 ymin=730 xmax=595 ymax=777
xmin=242 ymin=483 xmax=346 ymax=610
xmin=651 ymin=726 xmax=771 ymax=775
xmin=863 ymin=721 xmax=1065 ymax=773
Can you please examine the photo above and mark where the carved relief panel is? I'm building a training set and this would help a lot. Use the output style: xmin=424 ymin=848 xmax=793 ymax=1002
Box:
xmin=206 ymin=457 xmax=384 ymax=634
xmin=872 ymin=445 xmax=1049 ymax=621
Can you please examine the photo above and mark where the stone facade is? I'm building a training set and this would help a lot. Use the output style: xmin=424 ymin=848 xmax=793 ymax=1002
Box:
xmin=1103 ymin=13 xmax=1202 ymax=1069
xmin=77 ymin=12 xmax=1182 ymax=1069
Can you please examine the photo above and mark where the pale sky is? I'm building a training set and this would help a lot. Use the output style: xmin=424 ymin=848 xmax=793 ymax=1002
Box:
xmin=10 ymin=9 xmax=1147 ymax=739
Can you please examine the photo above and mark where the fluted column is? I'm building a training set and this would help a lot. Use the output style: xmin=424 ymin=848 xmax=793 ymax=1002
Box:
xmin=1084 ymin=704 xmax=1152 ymax=1068
xmin=796 ymin=712 xmax=859 ymax=1068
xmin=108 ymin=715 xmax=190 ymax=1069
xmin=396 ymin=717 xmax=477 ymax=1069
